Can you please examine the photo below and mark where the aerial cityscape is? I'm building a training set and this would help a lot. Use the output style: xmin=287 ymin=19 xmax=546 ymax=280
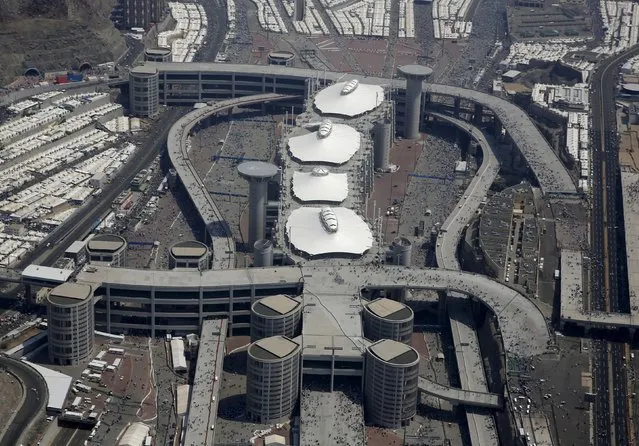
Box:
xmin=0 ymin=0 xmax=637 ymax=445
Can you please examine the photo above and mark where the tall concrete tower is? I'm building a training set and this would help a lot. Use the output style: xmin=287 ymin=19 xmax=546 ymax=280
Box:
xmin=397 ymin=65 xmax=433 ymax=140
xmin=238 ymin=161 xmax=279 ymax=246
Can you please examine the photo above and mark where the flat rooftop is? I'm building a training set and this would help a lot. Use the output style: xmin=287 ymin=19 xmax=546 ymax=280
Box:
xmin=171 ymin=241 xmax=208 ymax=259
xmin=249 ymin=336 xmax=299 ymax=361
xmin=253 ymin=294 xmax=300 ymax=317
xmin=368 ymin=339 xmax=418 ymax=365
xmin=365 ymin=298 xmax=412 ymax=321
xmin=47 ymin=282 xmax=93 ymax=306
xmin=87 ymin=235 xmax=125 ymax=253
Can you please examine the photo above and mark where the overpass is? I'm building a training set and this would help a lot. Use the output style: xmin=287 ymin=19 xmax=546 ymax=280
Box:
xmin=167 ymin=93 xmax=297 ymax=269
xmin=135 ymin=61 xmax=576 ymax=195
xmin=417 ymin=377 xmax=501 ymax=409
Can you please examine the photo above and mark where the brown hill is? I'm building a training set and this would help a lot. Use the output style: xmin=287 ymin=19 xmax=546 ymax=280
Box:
xmin=0 ymin=0 xmax=126 ymax=85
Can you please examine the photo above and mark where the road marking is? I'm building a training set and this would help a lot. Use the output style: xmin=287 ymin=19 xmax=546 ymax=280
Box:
xmin=169 ymin=211 xmax=182 ymax=229
xmin=64 ymin=428 xmax=78 ymax=446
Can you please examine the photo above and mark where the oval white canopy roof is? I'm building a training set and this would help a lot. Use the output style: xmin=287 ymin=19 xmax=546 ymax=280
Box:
xmin=292 ymin=170 xmax=348 ymax=203
xmin=286 ymin=206 xmax=373 ymax=256
xmin=288 ymin=123 xmax=361 ymax=165
xmin=314 ymin=81 xmax=384 ymax=117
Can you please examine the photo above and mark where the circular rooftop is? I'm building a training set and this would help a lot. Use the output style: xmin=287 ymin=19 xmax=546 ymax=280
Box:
xmin=47 ymin=282 xmax=93 ymax=306
xmin=87 ymin=234 xmax=126 ymax=253
xmin=623 ymin=83 xmax=639 ymax=93
xmin=368 ymin=339 xmax=419 ymax=365
xmin=397 ymin=65 xmax=433 ymax=78
xmin=237 ymin=161 xmax=279 ymax=180
xmin=252 ymin=295 xmax=301 ymax=318
xmin=248 ymin=336 xmax=300 ymax=361
xmin=170 ymin=240 xmax=208 ymax=259
xmin=268 ymin=50 xmax=295 ymax=61
xmin=314 ymin=81 xmax=384 ymax=117
xmin=365 ymin=298 xmax=413 ymax=321
xmin=145 ymin=47 xmax=171 ymax=56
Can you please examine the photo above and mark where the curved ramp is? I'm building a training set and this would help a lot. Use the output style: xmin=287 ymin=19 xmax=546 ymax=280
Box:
xmin=418 ymin=376 xmax=501 ymax=409
xmin=167 ymin=93 xmax=297 ymax=269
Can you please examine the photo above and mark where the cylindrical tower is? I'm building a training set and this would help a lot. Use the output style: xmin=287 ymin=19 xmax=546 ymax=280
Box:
xmin=365 ymin=339 xmax=420 ymax=427
xmin=169 ymin=240 xmax=210 ymax=270
xmin=47 ymin=283 xmax=95 ymax=366
xmin=144 ymin=47 xmax=172 ymax=62
xmin=373 ymin=120 xmax=392 ymax=170
xmin=238 ymin=161 xmax=279 ymax=247
xmin=87 ymin=234 xmax=127 ymax=267
xmin=391 ymin=237 xmax=412 ymax=266
xmin=129 ymin=65 xmax=159 ymax=118
xmin=397 ymin=65 xmax=433 ymax=139
xmin=250 ymin=295 xmax=302 ymax=341
xmin=246 ymin=336 xmax=301 ymax=423
xmin=363 ymin=298 xmax=414 ymax=344
xmin=253 ymin=239 xmax=274 ymax=267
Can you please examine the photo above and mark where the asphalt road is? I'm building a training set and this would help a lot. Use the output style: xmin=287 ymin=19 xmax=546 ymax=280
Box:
xmin=0 ymin=356 xmax=47 ymax=446
xmin=589 ymin=45 xmax=639 ymax=446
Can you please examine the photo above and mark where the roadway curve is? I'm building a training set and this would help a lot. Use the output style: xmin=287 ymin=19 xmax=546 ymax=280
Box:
xmin=140 ymin=61 xmax=577 ymax=195
xmin=167 ymin=94 xmax=297 ymax=269
xmin=429 ymin=112 xmax=500 ymax=271
xmin=0 ymin=356 xmax=48 ymax=446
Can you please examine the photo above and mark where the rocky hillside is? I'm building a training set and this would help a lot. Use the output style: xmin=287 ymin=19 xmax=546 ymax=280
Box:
xmin=0 ymin=0 xmax=126 ymax=85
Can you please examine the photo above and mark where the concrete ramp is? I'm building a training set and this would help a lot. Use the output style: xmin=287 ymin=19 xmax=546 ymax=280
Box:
xmin=418 ymin=376 xmax=501 ymax=409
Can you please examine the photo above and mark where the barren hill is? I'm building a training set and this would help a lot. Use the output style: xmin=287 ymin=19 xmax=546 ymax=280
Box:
xmin=0 ymin=0 xmax=126 ymax=85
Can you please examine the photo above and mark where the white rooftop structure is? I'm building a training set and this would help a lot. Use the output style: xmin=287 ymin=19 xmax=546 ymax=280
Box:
xmin=288 ymin=122 xmax=361 ymax=165
xmin=22 ymin=360 xmax=72 ymax=412
xmin=292 ymin=168 xmax=348 ymax=203
xmin=314 ymin=81 xmax=384 ymax=117
xmin=286 ymin=206 xmax=373 ymax=256
xmin=118 ymin=422 xmax=151 ymax=446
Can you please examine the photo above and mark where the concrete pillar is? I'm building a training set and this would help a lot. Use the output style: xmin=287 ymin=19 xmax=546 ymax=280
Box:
xmin=238 ymin=162 xmax=279 ymax=247
xmin=473 ymin=103 xmax=483 ymax=126
xmin=151 ymin=287 xmax=156 ymax=337
xmin=438 ymin=292 xmax=448 ymax=325
xmin=398 ymin=65 xmax=433 ymax=139
xmin=106 ymin=287 xmax=111 ymax=333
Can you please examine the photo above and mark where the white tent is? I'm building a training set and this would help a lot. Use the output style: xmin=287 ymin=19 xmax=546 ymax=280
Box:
xmin=292 ymin=168 xmax=348 ymax=203
xmin=314 ymin=80 xmax=384 ymax=117
xmin=288 ymin=123 xmax=361 ymax=165
xmin=286 ymin=206 xmax=373 ymax=256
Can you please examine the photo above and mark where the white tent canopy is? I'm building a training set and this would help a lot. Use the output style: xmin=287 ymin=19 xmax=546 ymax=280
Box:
xmin=314 ymin=81 xmax=384 ymax=117
xmin=292 ymin=169 xmax=348 ymax=203
xmin=288 ymin=123 xmax=361 ymax=165
xmin=286 ymin=206 xmax=373 ymax=256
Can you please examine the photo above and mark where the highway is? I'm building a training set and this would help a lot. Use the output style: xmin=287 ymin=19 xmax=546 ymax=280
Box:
xmin=0 ymin=357 xmax=48 ymax=446
xmin=589 ymin=45 xmax=639 ymax=446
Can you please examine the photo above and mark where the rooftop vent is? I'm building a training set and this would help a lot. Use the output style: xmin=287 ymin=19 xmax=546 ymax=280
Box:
xmin=341 ymin=79 xmax=359 ymax=95
xmin=319 ymin=207 xmax=338 ymax=233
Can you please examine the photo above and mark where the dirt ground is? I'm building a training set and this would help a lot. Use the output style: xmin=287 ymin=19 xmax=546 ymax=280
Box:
xmin=0 ymin=369 xmax=23 ymax=434
xmin=366 ymin=426 xmax=403 ymax=446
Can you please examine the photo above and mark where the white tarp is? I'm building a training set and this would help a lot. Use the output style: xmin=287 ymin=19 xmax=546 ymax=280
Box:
xmin=286 ymin=207 xmax=373 ymax=256
xmin=314 ymin=81 xmax=384 ymax=116
xmin=292 ymin=170 xmax=348 ymax=203
xmin=288 ymin=124 xmax=361 ymax=165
